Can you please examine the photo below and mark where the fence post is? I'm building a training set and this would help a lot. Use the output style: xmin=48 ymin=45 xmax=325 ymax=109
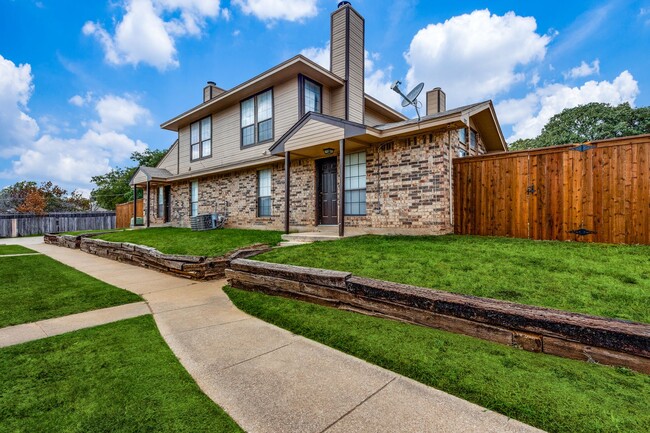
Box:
xmin=11 ymin=218 xmax=17 ymax=238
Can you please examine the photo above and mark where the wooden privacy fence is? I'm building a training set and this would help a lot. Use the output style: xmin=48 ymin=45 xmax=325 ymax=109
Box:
xmin=453 ymin=135 xmax=650 ymax=244
xmin=0 ymin=212 xmax=115 ymax=238
xmin=116 ymin=199 xmax=143 ymax=228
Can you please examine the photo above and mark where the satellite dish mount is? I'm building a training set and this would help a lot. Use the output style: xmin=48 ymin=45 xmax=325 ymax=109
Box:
xmin=391 ymin=81 xmax=425 ymax=122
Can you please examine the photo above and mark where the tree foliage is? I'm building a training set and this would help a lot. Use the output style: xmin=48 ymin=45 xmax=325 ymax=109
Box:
xmin=90 ymin=149 xmax=167 ymax=210
xmin=0 ymin=181 xmax=91 ymax=213
xmin=509 ymin=103 xmax=650 ymax=151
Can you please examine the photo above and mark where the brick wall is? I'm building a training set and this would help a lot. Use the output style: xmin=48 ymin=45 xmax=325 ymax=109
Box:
xmin=165 ymin=129 xmax=487 ymax=233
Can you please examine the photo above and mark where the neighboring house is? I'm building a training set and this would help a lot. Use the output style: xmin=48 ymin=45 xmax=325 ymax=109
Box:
xmin=130 ymin=1 xmax=506 ymax=235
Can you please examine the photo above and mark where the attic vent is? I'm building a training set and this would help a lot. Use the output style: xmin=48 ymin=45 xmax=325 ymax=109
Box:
xmin=338 ymin=1 xmax=351 ymax=7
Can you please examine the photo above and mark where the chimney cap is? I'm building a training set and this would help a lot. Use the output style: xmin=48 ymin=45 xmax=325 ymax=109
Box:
xmin=206 ymin=81 xmax=216 ymax=86
xmin=337 ymin=1 xmax=351 ymax=8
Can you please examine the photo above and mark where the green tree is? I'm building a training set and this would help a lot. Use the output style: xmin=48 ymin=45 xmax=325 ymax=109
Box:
xmin=0 ymin=181 xmax=90 ymax=213
xmin=508 ymin=103 xmax=650 ymax=150
xmin=90 ymin=149 xmax=167 ymax=210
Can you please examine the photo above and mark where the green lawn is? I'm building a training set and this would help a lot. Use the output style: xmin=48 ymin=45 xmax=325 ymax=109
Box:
xmin=0 ymin=316 xmax=242 ymax=433
xmin=0 ymin=245 xmax=35 ymax=255
xmin=255 ymin=235 xmax=650 ymax=323
xmin=225 ymin=286 xmax=650 ymax=433
xmin=97 ymin=227 xmax=283 ymax=257
xmin=0 ymin=254 xmax=141 ymax=327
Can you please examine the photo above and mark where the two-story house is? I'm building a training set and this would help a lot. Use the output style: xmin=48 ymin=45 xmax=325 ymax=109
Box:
xmin=130 ymin=1 xmax=506 ymax=236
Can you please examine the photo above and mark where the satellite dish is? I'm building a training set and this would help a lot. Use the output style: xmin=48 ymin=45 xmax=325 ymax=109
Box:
xmin=391 ymin=80 xmax=425 ymax=121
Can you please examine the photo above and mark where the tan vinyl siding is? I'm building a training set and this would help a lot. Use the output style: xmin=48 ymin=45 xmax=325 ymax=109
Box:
xmin=157 ymin=141 xmax=179 ymax=174
xmin=364 ymin=107 xmax=394 ymax=126
xmin=285 ymin=119 xmax=343 ymax=152
xmin=131 ymin=170 xmax=149 ymax=185
xmin=330 ymin=10 xmax=346 ymax=79
xmin=347 ymin=9 xmax=364 ymax=124
xmin=176 ymin=77 xmax=298 ymax=175
xmin=330 ymin=86 xmax=345 ymax=118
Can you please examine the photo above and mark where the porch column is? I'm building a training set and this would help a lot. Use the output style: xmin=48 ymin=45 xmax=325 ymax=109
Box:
xmin=339 ymin=139 xmax=345 ymax=237
xmin=132 ymin=184 xmax=137 ymax=227
xmin=284 ymin=151 xmax=291 ymax=234
xmin=146 ymin=181 xmax=151 ymax=228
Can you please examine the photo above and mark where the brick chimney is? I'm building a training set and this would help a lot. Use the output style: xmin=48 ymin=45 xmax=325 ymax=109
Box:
xmin=203 ymin=81 xmax=224 ymax=103
xmin=426 ymin=87 xmax=446 ymax=115
xmin=330 ymin=1 xmax=364 ymax=123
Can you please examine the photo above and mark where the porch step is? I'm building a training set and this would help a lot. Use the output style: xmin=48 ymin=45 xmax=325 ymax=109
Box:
xmin=278 ymin=241 xmax=313 ymax=247
xmin=281 ymin=232 xmax=342 ymax=244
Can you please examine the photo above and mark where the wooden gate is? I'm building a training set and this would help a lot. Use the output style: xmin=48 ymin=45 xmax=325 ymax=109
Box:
xmin=115 ymin=199 xmax=143 ymax=229
xmin=453 ymin=135 xmax=650 ymax=244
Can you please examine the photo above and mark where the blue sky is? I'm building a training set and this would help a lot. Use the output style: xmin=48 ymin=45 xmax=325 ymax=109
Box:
xmin=1 ymin=0 xmax=649 ymax=194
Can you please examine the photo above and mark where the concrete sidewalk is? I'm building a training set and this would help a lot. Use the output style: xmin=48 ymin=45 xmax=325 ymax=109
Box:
xmin=0 ymin=302 xmax=150 ymax=348
xmin=26 ymin=241 xmax=543 ymax=433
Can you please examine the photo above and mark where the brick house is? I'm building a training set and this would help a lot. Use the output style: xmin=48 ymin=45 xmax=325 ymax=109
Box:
xmin=130 ymin=1 xmax=507 ymax=236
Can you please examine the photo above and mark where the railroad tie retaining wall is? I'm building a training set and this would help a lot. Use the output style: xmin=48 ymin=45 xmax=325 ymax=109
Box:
xmin=44 ymin=234 xmax=271 ymax=280
xmin=226 ymin=259 xmax=650 ymax=374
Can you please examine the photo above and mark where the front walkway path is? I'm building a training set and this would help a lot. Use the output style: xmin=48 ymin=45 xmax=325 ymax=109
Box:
xmin=0 ymin=302 xmax=150 ymax=348
xmin=22 ymin=240 xmax=542 ymax=433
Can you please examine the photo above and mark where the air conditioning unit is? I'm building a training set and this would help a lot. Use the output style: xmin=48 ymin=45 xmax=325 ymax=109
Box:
xmin=190 ymin=213 xmax=217 ymax=231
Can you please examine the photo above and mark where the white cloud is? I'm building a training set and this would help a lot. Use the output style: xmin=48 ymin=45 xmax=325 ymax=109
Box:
xmin=564 ymin=59 xmax=600 ymax=79
xmin=0 ymin=56 xmax=149 ymax=190
xmin=83 ymin=0 xmax=223 ymax=71
xmin=300 ymin=42 xmax=403 ymax=111
xmin=233 ymin=0 xmax=318 ymax=22
xmin=68 ymin=92 xmax=93 ymax=107
xmin=91 ymin=95 xmax=152 ymax=132
xmin=300 ymin=42 xmax=330 ymax=69
xmin=0 ymin=55 xmax=39 ymax=158
xmin=496 ymin=71 xmax=639 ymax=142
xmin=405 ymin=9 xmax=551 ymax=108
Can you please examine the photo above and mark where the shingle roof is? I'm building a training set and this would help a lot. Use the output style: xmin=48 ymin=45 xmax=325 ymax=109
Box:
xmin=139 ymin=167 xmax=173 ymax=179
xmin=372 ymin=101 xmax=489 ymax=130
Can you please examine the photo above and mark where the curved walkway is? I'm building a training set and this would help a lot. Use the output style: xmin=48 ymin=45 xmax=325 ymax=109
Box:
xmin=14 ymin=238 xmax=542 ymax=433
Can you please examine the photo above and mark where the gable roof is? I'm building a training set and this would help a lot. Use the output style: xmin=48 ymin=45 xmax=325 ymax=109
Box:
xmin=161 ymin=55 xmax=345 ymax=131
xmin=129 ymin=166 xmax=173 ymax=186
xmin=270 ymin=111 xmax=368 ymax=155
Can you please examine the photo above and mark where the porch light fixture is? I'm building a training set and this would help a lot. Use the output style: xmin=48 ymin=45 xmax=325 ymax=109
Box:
xmin=323 ymin=147 xmax=335 ymax=155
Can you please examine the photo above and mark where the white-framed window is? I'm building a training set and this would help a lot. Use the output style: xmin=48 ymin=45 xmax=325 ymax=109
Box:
xmin=241 ymin=89 xmax=273 ymax=147
xmin=459 ymin=128 xmax=467 ymax=144
xmin=257 ymin=169 xmax=272 ymax=217
xmin=470 ymin=129 xmax=477 ymax=149
xmin=190 ymin=117 xmax=212 ymax=160
xmin=304 ymin=78 xmax=321 ymax=114
xmin=157 ymin=186 xmax=164 ymax=218
xmin=344 ymin=152 xmax=367 ymax=216
xmin=190 ymin=181 xmax=199 ymax=217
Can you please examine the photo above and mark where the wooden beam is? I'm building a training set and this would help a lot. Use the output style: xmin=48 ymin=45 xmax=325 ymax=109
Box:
xmin=133 ymin=184 xmax=137 ymax=227
xmin=339 ymin=139 xmax=345 ymax=237
xmin=146 ymin=181 xmax=151 ymax=228
xmin=284 ymin=151 xmax=290 ymax=234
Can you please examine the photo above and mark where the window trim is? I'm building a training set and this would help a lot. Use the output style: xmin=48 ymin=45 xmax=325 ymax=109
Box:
xmin=190 ymin=116 xmax=212 ymax=162
xmin=257 ymin=168 xmax=272 ymax=218
xmin=344 ymin=151 xmax=367 ymax=217
xmin=240 ymin=88 xmax=274 ymax=149
xmin=459 ymin=127 xmax=467 ymax=145
xmin=190 ymin=181 xmax=199 ymax=217
xmin=157 ymin=186 xmax=164 ymax=218
xmin=470 ymin=128 xmax=478 ymax=149
xmin=298 ymin=74 xmax=323 ymax=117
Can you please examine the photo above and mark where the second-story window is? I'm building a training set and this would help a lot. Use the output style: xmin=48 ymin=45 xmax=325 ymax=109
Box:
xmin=304 ymin=78 xmax=322 ymax=114
xmin=470 ymin=129 xmax=477 ymax=149
xmin=241 ymin=89 xmax=273 ymax=147
xmin=190 ymin=117 xmax=211 ymax=161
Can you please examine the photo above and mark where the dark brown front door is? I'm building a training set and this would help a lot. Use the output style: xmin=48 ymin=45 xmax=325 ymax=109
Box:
xmin=317 ymin=157 xmax=337 ymax=225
